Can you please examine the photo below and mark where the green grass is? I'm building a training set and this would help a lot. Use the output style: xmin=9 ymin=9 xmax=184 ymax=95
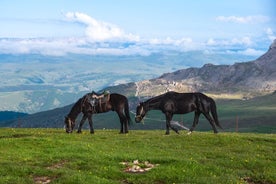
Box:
xmin=0 ymin=128 xmax=275 ymax=184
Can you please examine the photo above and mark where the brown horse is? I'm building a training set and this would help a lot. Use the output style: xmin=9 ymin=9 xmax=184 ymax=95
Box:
xmin=135 ymin=91 xmax=222 ymax=134
xmin=65 ymin=92 xmax=131 ymax=134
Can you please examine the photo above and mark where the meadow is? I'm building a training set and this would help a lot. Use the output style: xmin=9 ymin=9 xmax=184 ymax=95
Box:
xmin=0 ymin=128 xmax=275 ymax=184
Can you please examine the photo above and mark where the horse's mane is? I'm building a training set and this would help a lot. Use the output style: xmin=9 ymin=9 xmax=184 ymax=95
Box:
xmin=67 ymin=97 xmax=83 ymax=119
xmin=145 ymin=93 xmax=167 ymax=103
xmin=144 ymin=93 xmax=166 ymax=107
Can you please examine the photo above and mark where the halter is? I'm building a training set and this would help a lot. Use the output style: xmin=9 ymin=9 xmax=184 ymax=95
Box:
xmin=135 ymin=105 xmax=144 ymax=119
xmin=65 ymin=116 xmax=75 ymax=132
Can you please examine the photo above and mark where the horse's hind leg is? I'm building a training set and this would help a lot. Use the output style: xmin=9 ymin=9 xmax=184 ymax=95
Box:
xmin=87 ymin=114 xmax=94 ymax=134
xmin=117 ymin=112 xmax=128 ymax=134
xmin=77 ymin=114 xmax=87 ymax=133
xmin=203 ymin=112 xmax=218 ymax=133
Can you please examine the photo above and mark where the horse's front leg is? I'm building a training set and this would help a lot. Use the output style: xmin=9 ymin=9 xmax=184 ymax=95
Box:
xmin=77 ymin=114 xmax=87 ymax=133
xmin=87 ymin=113 xmax=94 ymax=134
xmin=165 ymin=119 xmax=170 ymax=135
xmin=165 ymin=113 xmax=179 ymax=135
xmin=189 ymin=111 xmax=200 ymax=134
xmin=166 ymin=112 xmax=179 ymax=135
xmin=165 ymin=113 xmax=171 ymax=134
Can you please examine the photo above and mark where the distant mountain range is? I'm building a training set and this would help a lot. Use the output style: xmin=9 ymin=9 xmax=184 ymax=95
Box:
xmin=0 ymin=49 xmax=258 ymax=113
xmin=1 ymin=40 xmax=276 ymax=133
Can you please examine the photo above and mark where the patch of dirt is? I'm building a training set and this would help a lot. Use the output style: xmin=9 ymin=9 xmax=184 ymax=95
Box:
xmin=33 ymin=176 xmax=52 ymax=184
xmin=120 ymin=160 xmax=159 ymax=173
xmin=33 ymin=160 xmax=67 ymax=183
xmin=0 ymin=134 xmax=32 ymax=139
xmin=47 ymin=160 xmax=67 ymax=170
xmin=242 ymin=177 xmax=272 ymax=184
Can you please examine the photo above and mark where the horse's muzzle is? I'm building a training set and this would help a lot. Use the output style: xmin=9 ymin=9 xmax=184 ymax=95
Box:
xmin=135 ymin=116 xmax=142 ymax=123
xmin=66 ymin=129 xmax=73 ymax=133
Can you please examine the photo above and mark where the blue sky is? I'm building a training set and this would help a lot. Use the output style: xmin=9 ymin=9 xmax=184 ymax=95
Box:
xmin=0 ymin=0 xmax=275 ymax=56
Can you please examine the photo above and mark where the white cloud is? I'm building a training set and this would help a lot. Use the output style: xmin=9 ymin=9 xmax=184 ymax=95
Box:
xmin=206 ymin=38 xmax=216 ymax=45
xmin=231 ymin=37 xmax=252 ymax=45
xmin=0 ymin=38 xmax=86 ymax=56
xmin=0 ymin=37 xmax=153 ymax=56
xmin=149 ymin=37 xmax=193 ymax=46
xmin=0 ymin=35 xmax=263 ymax=56
xmin=266 ymin=28 xmax=276 ymax=42
xmin=237 ymin=48 xmax=265 ymax=56
xmin=206 ymin=37 xmax=252 ymax=46
xmin=216 ymin=15 xmax=269 ymax=24
xmin=65 ymin=12 xmax=139 ymax=42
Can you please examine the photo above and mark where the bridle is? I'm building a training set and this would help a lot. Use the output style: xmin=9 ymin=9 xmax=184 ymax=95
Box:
xmin=65 ymin=117 xmax=75 ymax=132
xmin=135 ymin=105 xmax=144 ymax=119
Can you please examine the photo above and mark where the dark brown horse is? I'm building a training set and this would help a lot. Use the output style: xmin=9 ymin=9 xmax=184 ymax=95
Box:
xmin=135 ymin=91 xmax=222 ymax=134
xmin=65 ymin=92 xmax=131 ymax=134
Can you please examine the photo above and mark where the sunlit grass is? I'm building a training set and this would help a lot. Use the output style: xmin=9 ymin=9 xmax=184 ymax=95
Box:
xmin=0 ymin=128 xmax=275 ymax=184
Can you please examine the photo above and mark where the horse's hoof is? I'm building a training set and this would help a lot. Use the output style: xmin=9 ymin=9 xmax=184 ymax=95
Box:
xmin=187 ymin=131 xmax=192 ymax=135
xmin=77 ymin=131 xmax=82 ymax=134
xmin=90 ymin=131 xmax=94 ymax=134
xmin=165 ymin=132 xmax=170 ymax=135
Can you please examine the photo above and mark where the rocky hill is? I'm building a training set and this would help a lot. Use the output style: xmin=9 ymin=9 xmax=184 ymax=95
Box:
xmin=128 ymin=39 xmax=276 ymax=99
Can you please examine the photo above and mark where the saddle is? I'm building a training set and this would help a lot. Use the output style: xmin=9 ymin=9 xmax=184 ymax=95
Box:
xmin=88 ymin=91 xmax=110 ymax=113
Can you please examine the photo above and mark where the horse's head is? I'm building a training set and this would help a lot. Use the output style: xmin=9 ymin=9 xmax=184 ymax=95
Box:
xmin=135 ymin=102 xmax=146 ymax=123
xmin=64 ymin=116 xmax=75 ymax=133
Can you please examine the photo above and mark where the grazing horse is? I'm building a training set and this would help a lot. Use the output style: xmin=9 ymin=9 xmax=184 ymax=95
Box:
xmin=65 ymin=92 xmax=131 ymax=134
xmin=135 ymin=91 xmax=222 ymax=134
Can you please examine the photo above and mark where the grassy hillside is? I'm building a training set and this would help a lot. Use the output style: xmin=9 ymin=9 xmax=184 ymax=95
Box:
xmin=0 ymin=128 xmax=275 ymax=184
xmin=216 ymin=92 xmax=276 ymax=133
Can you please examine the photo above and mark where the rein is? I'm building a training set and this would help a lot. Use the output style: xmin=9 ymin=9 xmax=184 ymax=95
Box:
xmin=131 ymin=110 xmax=162 ymax=123
xmin=131 ymin=111 xmax=145 ymax=124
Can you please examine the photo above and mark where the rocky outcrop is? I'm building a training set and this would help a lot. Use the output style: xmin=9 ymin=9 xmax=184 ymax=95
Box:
xmin=134 ymin=39 xmax=276 ymax=99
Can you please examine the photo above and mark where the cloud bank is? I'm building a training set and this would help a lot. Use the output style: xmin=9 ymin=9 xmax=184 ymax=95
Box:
xmin=0 ymin=12 xmax=273 ymax=57
xmin=216 ymin=15 xmax=269 ymax=24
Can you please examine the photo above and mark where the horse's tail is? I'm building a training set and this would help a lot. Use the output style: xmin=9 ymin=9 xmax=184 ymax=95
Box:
xmin=210 ymin=99 xmax=223 ymax=129
xmin=124 ymin=99 xmax=131 ymax=125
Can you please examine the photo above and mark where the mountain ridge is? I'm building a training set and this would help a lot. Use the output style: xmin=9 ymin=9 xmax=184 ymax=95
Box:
xmin=128 ymin=39 xmax=276 ymax=99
